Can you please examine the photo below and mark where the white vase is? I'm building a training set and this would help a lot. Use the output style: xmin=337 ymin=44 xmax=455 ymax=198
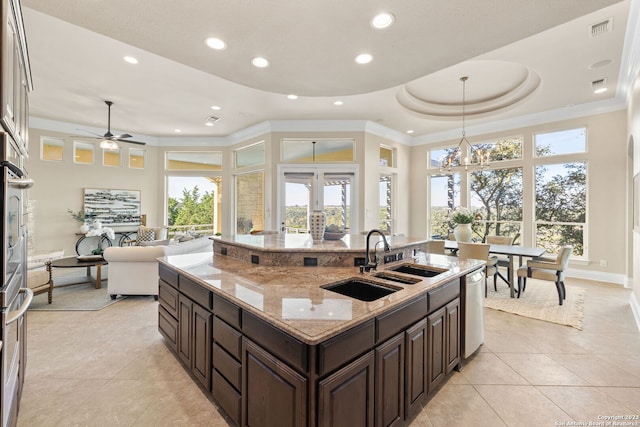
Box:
xmin=309 ymin=210 xmax=326 ymax=241
xmin=79 ymin=224 xmax=90 ymax=234
xmin=453 ymin=223 xmax=472 ymax=242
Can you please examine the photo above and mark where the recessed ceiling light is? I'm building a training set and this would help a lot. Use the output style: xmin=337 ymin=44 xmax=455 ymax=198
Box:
xmin=334 ymin=100 xmax=344 ymax=106
xmin=211 ymin=105 xmax=221 ymax=110
xmin=123 ymin=56 xmax=138 ymax=64
xmin=251 ymin=57 xmax=269 ymax=68
xmin=591 ymin=78 xmax=608 ymax=94
xmin=588 ymin=59 xmax=613 ymax=69
xmin=406 ymin=130 xmax=414 ymax=134
xmin=287 ymin=94 xmax=298 ymax=100
xmin=174 ymin=129 xmax=182 ymax=133
xmin=371 ymin=12 xmax=395 ymax=29
xmin=205 ymin=37 xmax=227 ymax=50
xmin=205 ymin=122 xmax=215 ymax=127
xmin=594 ymin=87 xmax=608 ymax=94
xmin=355 ymin=53 xmax=373 ymax=64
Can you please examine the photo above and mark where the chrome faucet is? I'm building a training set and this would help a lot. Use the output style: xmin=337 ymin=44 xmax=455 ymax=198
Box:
xmin=362 ymin=229 xmax=391 ymax=272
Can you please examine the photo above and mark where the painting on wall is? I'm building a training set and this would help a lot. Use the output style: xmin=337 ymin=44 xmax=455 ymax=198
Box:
xmin=84 ymin=188 xmax=141 ymax=227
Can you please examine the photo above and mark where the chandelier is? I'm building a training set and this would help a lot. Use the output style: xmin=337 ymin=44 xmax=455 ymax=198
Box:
xmin=440 ymin=76 xmax=491 ymax=172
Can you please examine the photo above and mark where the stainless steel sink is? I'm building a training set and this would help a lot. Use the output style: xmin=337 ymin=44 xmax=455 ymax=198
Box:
xmin=373 ymin=272 xmax=422 ymax=285
xmin=386 ymin=264 xmax=449 ymax=277
xmin=322 ymin=278 xmax=400 ymax=302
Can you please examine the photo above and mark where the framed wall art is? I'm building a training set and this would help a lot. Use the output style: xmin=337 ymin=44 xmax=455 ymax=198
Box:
xmin=84 ymin=188 xmax=141 ymax=227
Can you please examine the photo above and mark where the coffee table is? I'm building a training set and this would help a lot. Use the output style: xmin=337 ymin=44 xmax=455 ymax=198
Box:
xmin=50 ymin=256 xmax=108 ymax=289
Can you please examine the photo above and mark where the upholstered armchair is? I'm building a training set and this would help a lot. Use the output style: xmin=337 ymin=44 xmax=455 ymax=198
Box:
xmin=516 ymin=245 xmax=573 ymax=305
xmin=26 ymin=261 xmax=54 ymax=304
xmin=457 ymin=242 xmax=498 ymax=297
xmin=425 ymin=240 xmax=446 ymax=255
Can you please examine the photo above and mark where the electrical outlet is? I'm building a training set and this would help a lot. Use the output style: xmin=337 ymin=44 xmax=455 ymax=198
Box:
xmin=599 ymin=259 xmax=607 ymax=267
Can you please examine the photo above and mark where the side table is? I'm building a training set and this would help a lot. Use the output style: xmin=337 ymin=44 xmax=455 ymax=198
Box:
xmin=50 ymin=256 xmax=109 ymax=289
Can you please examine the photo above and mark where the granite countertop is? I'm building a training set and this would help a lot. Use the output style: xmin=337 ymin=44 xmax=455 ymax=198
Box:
xmin=159 ymin=250 xmax=484 ymax=345
xmin=213 ymin=233 xmax=429 ymax=252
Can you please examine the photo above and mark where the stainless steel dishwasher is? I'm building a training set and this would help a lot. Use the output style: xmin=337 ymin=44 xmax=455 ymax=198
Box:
xmin=464 ymin=269 xmax=485 ymax=358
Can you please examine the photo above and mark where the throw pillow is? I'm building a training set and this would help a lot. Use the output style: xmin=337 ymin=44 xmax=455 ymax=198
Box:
xmin=136 ymin=226 xmax=155 ymax=244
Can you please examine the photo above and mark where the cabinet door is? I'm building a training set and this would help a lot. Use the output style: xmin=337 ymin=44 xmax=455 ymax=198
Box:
xmin=2 ymin=5 xmax=16 ymax=132
xmin=178 ymin=294 xmax=192 ymax=367
xmin=318 ymin=350 xmax=374 ymax=427
xmin=405 ymin=318 xmax=427 ymax=420
xmin=242 ymin=338 xmax=307 ymax=427
xmin=192 ymin=303 xmax=212 ymax=390
xmin=375 ymin=332 xmax=404 ymax=427
xmin=427 ymin=306 xmax=446 ymax=394
xmin=445 ymin=298 xmax=461 ymax=374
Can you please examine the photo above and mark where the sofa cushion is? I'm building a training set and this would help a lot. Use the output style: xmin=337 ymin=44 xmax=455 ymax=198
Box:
xmin=139 ymin=239 xmax=171 ymax=247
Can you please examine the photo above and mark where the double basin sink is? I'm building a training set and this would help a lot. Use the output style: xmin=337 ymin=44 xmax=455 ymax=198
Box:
xmin=322 ymin=263 xmax=449 ymax=302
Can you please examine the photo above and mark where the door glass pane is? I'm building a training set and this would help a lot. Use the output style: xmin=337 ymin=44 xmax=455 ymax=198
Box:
xmin=236 ymin=172 xmax=264 ymax=234
xmin=167 ymin=176 xmax=221 ymax=236
xmin=429 ymin=174 xmax=460 ymax=239
xmin=282 ymin=139 xmax=354 ymax=162
xmin=323 ymin=173 xmax=352 ymax=232
xmin=284 ymin=173 xmax=313 ymax=233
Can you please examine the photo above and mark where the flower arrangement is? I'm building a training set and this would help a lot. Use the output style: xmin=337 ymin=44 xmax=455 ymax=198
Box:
xmin=450 ymin=207 xmax=475 ymax=224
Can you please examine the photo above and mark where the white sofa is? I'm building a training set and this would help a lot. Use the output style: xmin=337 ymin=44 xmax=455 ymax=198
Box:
xmin=103 ymin=237 xmax=212 ymax=299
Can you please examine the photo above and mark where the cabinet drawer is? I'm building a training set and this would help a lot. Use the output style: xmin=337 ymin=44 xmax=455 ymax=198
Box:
xmin=179 ymin=275 xmax=213 ymax=310
xmin=242 ymin=311 xmax=308 ymax=373
xmin=159 ymin=263 xmax=179 ymax=289
xmin=158 ymin=306 xmax=178 ymax=352
xmin=158 ymin=280 xmax=179 ymax=319
xmin=318 ymin=319 xmax=375 ymax=377
xmin=427 ymin=280 xmax=460 ymax=314
xmin=212 ymin=369 xmax=241 ymax=426
xmin=214 ymin=294 xmax=241 ymax=329
xmin=376 ymin=295 xmax=427 ymax=343
xmin=214 ymin=317 xmax=242 ymax=360
xmin=213 ymin=342 xmax=242 ymax=391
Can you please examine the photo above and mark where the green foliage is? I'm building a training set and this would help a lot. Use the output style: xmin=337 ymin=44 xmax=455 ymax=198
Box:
xmin=167 ymin=186 xmax=213 ymax=227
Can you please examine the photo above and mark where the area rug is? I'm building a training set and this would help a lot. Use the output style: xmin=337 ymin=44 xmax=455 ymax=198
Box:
xmin=28 ymin=282 xmax=126 ymax=311
xmin=484 ymin=279 xmax=585 ymax=330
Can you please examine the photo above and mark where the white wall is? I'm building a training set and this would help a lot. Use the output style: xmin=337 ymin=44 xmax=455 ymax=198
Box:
xmin=629 ymin=71 xmax=640 ymax=327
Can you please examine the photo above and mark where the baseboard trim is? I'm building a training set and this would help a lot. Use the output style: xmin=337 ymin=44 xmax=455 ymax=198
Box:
xmin=565 ymin=268 xmax=627 ymax=286
xmin=630 ymin=292 xmax=640 ymax=333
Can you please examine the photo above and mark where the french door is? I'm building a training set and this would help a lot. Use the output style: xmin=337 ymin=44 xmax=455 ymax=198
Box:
xmin=277 ymin=165 xmax=358 ymax=234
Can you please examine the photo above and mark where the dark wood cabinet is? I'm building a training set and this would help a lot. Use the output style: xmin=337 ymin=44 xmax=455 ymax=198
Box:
xmin=427 ymin=297 xmax=460 ymax=394
xmin=318 ymin=350 xmax=374 ymax=427
xmin=375 ymin=332 xmax=404 ymax=427
xmin=158 ymin=263 xmax=465 ymax=427
xmin=242 ymin=338 xmax=307 ymax=427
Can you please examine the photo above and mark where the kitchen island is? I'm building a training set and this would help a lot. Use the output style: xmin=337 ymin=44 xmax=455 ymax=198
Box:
xmin=157 ymin=239 xmax=484 ymax=427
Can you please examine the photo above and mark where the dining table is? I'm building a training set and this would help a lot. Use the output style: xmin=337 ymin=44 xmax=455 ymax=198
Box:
xmin=444 ymin=240 xmax=546 ymax=298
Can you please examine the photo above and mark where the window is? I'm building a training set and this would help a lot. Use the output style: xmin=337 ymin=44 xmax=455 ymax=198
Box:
xmin=470 ymin=167 xmax=523 ymax=242
xmin=235 ymin=172 xmax=264 ymax=234
xmin=282 ymin=139 xmax=354 ymax=162
xmin=535 ymin=128 xmax=586 ymax=157
xmin=166 ymin=151 xmax=222 ymax=171
xmin=103 ymin=149 xmax=121 ymax=167
xmin=535 ymin=162 xmax=586 ymax=256
xmin=235 ymin=142 xmax=264 ymax=168
xmin=73 ymin=141 xmax=94 ymax=165
xmin=379 ymin=145 xmax=394 ymax=167
xmin=167 ymin=176 xmax=222 ymax=236
xmin=429 ymin=173 xmax=461 ymax=239
xmin=379 ymin=174 xmax=393 ymax=233
xmin=473 ymin=135 xmax=523 ymax=162
xmin=41 ymin=137 xmax=63 ymax=161
xmin=129 ymin=148 xmax=145 ymax=169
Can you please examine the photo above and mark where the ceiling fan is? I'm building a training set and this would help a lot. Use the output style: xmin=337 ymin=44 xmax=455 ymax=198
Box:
xmin=73 ymin=100 xmax=146 ymax=149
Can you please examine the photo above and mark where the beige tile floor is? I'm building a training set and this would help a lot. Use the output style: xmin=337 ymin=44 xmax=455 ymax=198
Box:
xmin=17 ymin=275 xmax=640 ymax=427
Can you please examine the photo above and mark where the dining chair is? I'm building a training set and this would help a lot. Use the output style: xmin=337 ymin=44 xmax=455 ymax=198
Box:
xmin=485 ymin=235 xmax=515 ymax=288
xmin=516 ymin=245 xmax=573 ymax=305
xmin=457 ymin=242 xmax=498 ymax=297
xmin=425 ymin=240 xmax=446 ymax=255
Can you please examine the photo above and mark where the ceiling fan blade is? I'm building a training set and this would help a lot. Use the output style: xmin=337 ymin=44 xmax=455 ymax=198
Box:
xmin=117 ymin=139 xmax=146 ymax=146
xmin=112 ymin=133 xmax=132 ymax=139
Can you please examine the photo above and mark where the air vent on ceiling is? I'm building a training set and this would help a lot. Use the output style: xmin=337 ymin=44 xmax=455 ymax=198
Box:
xmin=589 ymin=18 xmax=613 ymax=38
xmin=591 ymin=78 xmax=607 ymax=93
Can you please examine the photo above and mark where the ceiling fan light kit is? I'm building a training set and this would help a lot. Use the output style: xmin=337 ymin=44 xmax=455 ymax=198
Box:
xmin=74 ymin=100 xmax=146 ymax=149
